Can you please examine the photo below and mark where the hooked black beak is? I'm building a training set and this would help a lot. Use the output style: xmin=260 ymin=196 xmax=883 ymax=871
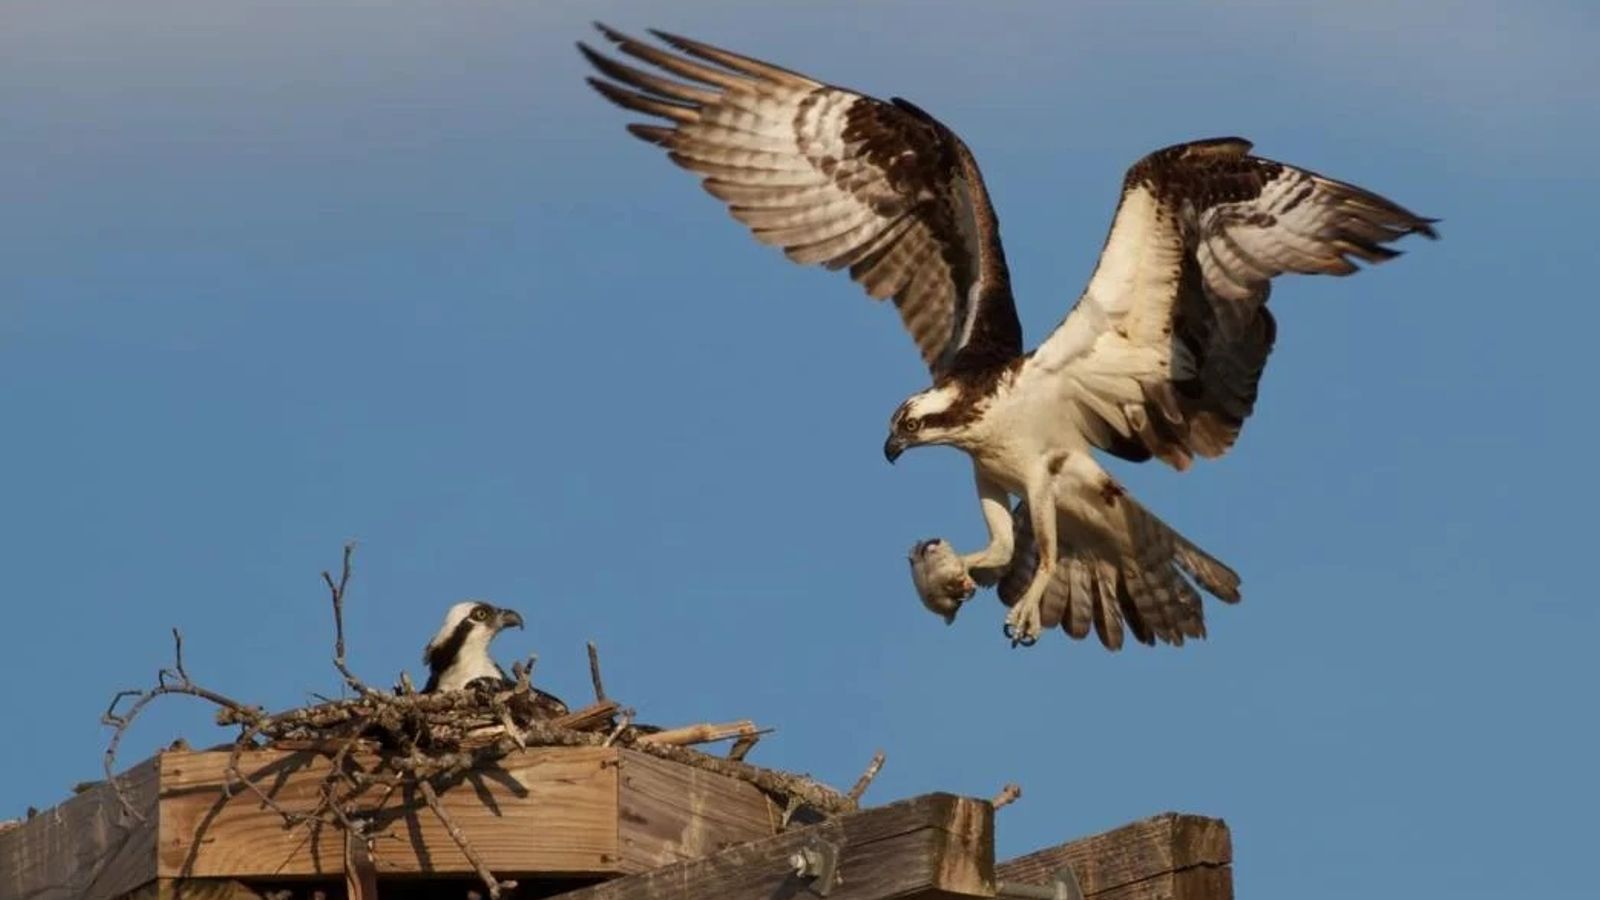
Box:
xmin=883 ymin=434 xmax=907 ymax=464
xmin=496 ymin=608 xmax=524 ymax=630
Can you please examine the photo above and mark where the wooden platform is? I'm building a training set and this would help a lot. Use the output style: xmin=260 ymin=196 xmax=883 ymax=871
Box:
xmin=1 ymin=747 xmax=1233 ymax=900
xmin=1 ymin=746 xmax=783 ymax=900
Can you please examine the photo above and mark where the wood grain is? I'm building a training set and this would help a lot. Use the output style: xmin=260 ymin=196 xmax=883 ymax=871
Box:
xmin=157 ymin=746 xmax=619 ymax=878
xmin=559 ymin=792 xmax=995 ymax=900
xmin=123 ymin=879 xmax=264 ymax=900
xmin=0 ymin=758 xmax=158 ymax=900
xmin=996 ymin=812 xmax=1231 ymax=900
xmin=615 ymin=748 xmax=780 ymax=871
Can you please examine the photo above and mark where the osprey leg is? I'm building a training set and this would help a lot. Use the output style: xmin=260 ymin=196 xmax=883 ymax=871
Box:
xmin=1003 ymin=476 xmax=1058 ymax=646
xmin=962 ymin=467 xmax=1017 ymax=579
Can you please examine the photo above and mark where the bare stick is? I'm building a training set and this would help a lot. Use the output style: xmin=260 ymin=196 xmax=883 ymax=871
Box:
xmin=587 ymin=641 xmax=607 ymax=702
xmin=417 ymin=776 xmax=515 ymax=899
xmin=846 ymin=749 xmax=887 ymax=803
xmin=603 ymin=709 xmax=633 ymax=747
xmin=727 ymin=734 xmax=760 ymax=761
xmin=548 ymin=700 xmax=620 ymax=731
xmin=101 ymin=630 xmax=261 ymax=819
xmin=637 ymin=720 xmax=767 ymax=747
xmin=169 ymin=628 xmax=189 ymax=681
xmin=324 ymin=542 xmax=371 ymax=696
xmin=991 ymin=783 xmax=1022 ymax=809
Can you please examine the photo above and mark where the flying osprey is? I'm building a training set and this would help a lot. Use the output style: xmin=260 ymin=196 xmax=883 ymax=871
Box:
xmin=422 ymin=601 xmax=568 ymax=716
xmin=580 ymin=26 xmax=1435 ymax=648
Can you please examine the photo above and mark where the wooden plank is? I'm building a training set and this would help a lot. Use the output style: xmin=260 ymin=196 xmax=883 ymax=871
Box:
xmin=557 ymin=792 xmax=995 ymax=900
xmin=122 ymin=879 xmax=264 ymax=900
xmin=996 ymin=813 xmax=1230 ymax=900
xmin=615 ymin=748 xmax=781 ymax=871
xmin=1051 ymin=867 xmax=1233 ymax=900
xmin=157 ymin=746 xmax=620 ymax=878
xmin=344 ymin=831 xmax=379 ymax=900
xmin=0 ymin=759 xmax=159 ymax=900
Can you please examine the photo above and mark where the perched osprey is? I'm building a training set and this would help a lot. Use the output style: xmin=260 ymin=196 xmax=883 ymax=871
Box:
xmin=422 ymin=602 xmax=567 ymax=717
xmin=580 ymin=26 xmax=1435 ymax=648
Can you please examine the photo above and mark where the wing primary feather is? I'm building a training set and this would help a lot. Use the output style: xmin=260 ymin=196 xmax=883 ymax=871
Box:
xmin=625 ymin=123 xmax=677 ymax=146
xmin=648 ymin=29 xmax=817 ymax=87
xmin=581 ymin=26 xmax=1022 ymax=375
xmin=578 ymin=43 xmax=720 ymax=105
xmin=587 ymin=78 xmax=700 ymax=123
xmin=594 ymin=23 xmax=750 ymax=91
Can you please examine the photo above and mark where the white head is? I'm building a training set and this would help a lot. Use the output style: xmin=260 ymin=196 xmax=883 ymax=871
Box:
xmin=422 ymin=600 xmax=524 ymax=693
xmin=882 ymin=383 xmax=978 ymax=463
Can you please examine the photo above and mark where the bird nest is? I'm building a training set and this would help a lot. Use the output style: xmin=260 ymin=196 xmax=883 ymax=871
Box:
xmin=98 ymin=544 xmax=871 ymax=899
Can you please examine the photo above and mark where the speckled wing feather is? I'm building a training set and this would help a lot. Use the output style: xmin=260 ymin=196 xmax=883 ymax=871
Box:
xmin=580 ymin=25 xmax=1022 ymax=375
xmin=1029 ymin=138 xmax=1437 ymax=469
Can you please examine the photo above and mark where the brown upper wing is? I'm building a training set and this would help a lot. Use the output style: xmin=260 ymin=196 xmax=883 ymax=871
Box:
xmin=580 ymin=26 xmax=1021 ymax=375
xmin=1029 ymin=138 xmax=1437 ymax=469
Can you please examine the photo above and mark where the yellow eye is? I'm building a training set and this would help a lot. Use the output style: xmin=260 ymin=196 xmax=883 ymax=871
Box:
xmin=904 ymin=417 xmax=923 ymax=432
xmin=470 ymin=607 xmax=489 ymax=621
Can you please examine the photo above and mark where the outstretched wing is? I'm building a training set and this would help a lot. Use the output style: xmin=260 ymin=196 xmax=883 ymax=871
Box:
xmin=580 ymin=25 xmax=1021 ymax=375
xmin=1028 ymin=138 xmax=1437 ymax=468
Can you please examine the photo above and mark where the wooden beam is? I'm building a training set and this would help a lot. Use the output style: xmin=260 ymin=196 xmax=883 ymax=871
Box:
xmin=158 ymin=746 xmax=620 ymax=878
xmin=995 ymin=813 xmax=1231 ymax=900
xmin=0 ymin=758 xmax=158 ymax=900
xmin=556 ymin=792 xmax=994 ymax=900
xmin=121 ymin=879 xmax=264 ymax=900
xmin=615 ymin=749 xmax=782 ymax=872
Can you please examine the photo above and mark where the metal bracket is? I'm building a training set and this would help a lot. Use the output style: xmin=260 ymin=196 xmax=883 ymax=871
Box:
xmin=996 ymin=864 xmax=1086 ymax=900
xmin=789 ymin=836 xmax=843 ymax=896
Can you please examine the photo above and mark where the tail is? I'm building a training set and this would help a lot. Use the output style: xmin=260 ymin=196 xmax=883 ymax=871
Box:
xmin=997 ymin=498 xmax=1240 ymax=650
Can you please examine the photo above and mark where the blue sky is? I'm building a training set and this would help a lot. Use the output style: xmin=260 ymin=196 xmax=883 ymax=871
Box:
xmin=3 ymin=1 xmax=1596 ymax=896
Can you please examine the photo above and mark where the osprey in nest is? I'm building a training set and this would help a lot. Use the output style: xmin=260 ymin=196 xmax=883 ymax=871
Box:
xmin=580 ymin=26 xmax=1435 ymax=649
xmin=423 ymin=601 xmax=569 ymax=717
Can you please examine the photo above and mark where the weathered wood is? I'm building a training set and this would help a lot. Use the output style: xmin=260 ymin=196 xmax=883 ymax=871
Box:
xmin=159 ymin=746 xmax=619 ymax=878
xmin=122 ymin=879 xmax=264 ymax=900
xmin=615 ymin=749 xmax=781 ymax=871
xmin=559 ymin=792 xmax=995 ymax=900
xmin=996 ymin=813 xmax=1231 ymax=900
xmin=7 ymin=745 xmax=803 ymax=894
xmin=635 ymin=720 xmax=761 ymax=747
xmin=344 ymin=831 xmax=378 ymax=900
xmin=0 ymin=758 xmax=158 ymax=900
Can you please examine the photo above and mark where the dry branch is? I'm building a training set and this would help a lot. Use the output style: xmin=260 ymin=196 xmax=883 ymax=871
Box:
xmin=992 ymin=783 xmax=1023 ymax=809
xmin=726 ymin=734 xmax=760 ymax=761
xmin=847 ymin=750 xmax=887 ymax=803
xmin=587 ymin=640 xmax=607 ymax=702
xmin=636 ymin=720 xmax=764 ymax=747
xmin=418 ymin=777 xmax=516 ymax=899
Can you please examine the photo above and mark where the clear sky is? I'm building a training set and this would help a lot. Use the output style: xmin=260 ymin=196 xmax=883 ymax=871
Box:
xmin=3 ymin=2 xmax=1596 ymax=896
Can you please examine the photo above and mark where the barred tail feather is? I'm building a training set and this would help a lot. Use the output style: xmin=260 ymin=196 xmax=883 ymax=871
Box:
xmin=998 ymin=498 xmax=1240 ymax=650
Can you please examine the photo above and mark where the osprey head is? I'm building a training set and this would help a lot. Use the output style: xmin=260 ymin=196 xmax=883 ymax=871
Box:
xmin=422 ymin=600 xmax=524 ymax=693
xmin=884 ymin=383 xmax=970 ymax=463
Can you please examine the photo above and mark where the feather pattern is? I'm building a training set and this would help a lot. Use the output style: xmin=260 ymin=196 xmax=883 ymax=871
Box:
xmin=585 ymin=30 xmax=1436 ymax=651
xmin=1028 ymin=137 xmax=1437 ymax=469
xmin=580 ymin=25 xmax=1021 ymax=375
xmin=997 ymin=495 xmax=1239 ymax=650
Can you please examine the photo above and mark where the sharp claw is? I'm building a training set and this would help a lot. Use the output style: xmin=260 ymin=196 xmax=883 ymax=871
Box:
xmin=1004 ymin=612 xmax=1040 ymax=647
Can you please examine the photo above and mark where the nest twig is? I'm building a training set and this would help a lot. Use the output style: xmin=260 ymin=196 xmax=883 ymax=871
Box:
xmin=847 ymin=749 xmax=887 ymax=803
xmin=991 ymin=783 xmax=1023 ymax=809
xmin=99 ymin=544 xmax=857 ymax=897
